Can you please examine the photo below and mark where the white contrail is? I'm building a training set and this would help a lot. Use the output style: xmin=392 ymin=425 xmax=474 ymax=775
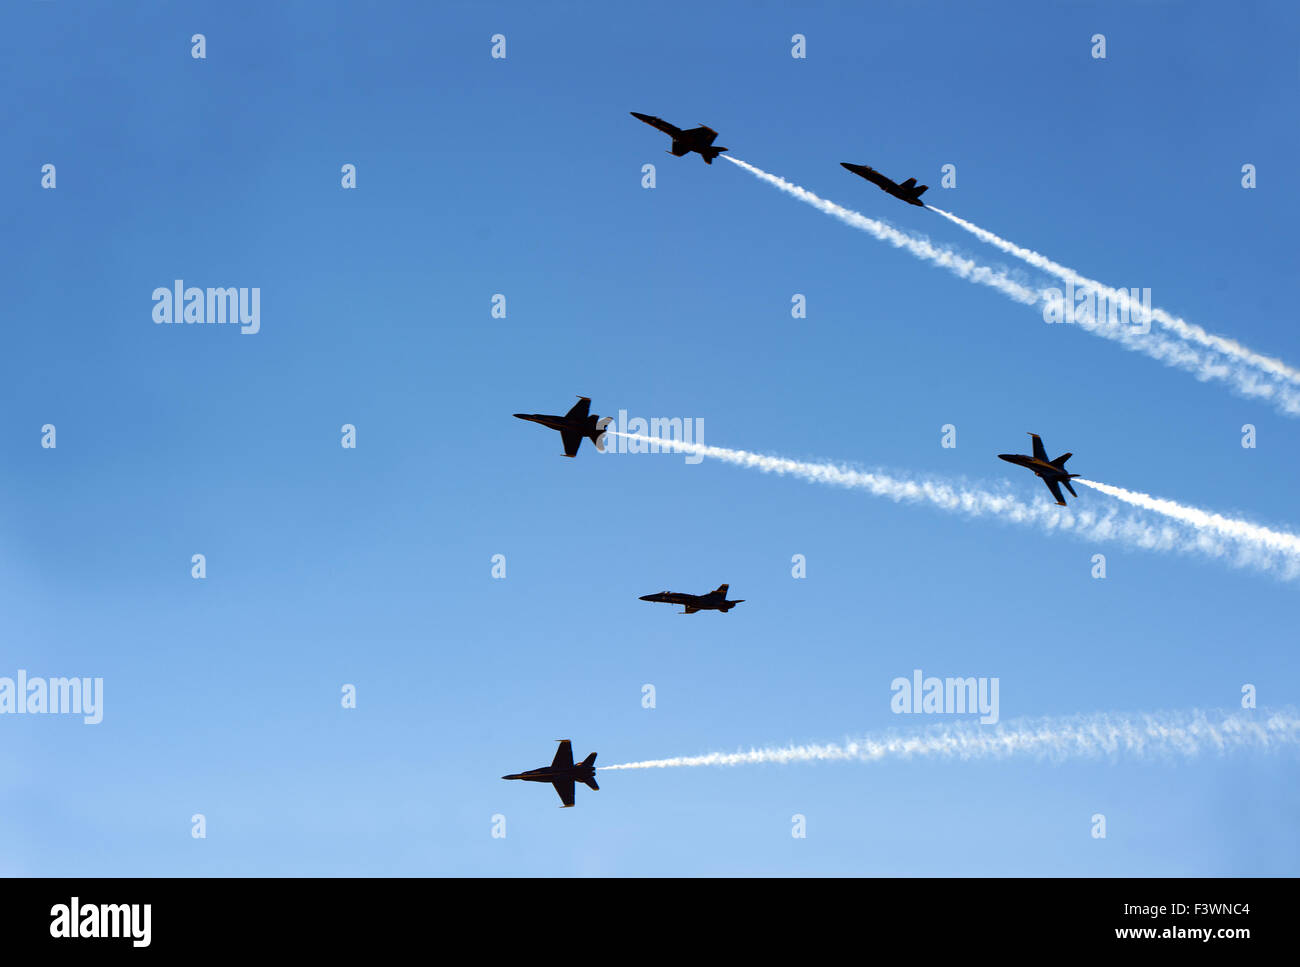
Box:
xmin=601 ymin=708 xmax=1300 ymax=770
xmin=928 ymin=204 xmax=1300 ymax=389
xmin=723 ymin=155 xmax=1038 ymax=305
xmin=1074 ymin=478 xmax=1300 ymax=559
xmin=724 ymin=156 xmax=1300 ymax=415
xmin=611 ymin=432 xmax=1300 ymax=580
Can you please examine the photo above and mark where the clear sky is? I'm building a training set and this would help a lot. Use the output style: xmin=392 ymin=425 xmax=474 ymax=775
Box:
xmin=3 ymin=1 xmax=1298 ymax=876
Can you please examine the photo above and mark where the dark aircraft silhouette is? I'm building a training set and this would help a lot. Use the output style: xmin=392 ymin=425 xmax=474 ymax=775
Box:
xmin=998 ymin=433 xmax=1080 ymax=506
xmin=502 ymin=740 xmax=598 ymax=808
xmin=630 ymin=112 xmax=728 ymax=164
xmin=841 ymin=162 xmax=929 ymax=207
xmin=513 ymin=396 xmax=608 ymax=457
xmin=639 ymin=583 xmax=744 ymax=614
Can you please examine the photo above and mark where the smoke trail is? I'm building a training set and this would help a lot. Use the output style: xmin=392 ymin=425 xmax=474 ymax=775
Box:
xmin=928 ymin=204 xmax=1300 ymax=390
xmin=611 ymin=432 xmax=1300 ymax=580
xmin=723 ymin=156 xmax=1300 ymax=415
xmin=723 ymin=155 xmax=1038 ymax=305
xmin=1073 ymin=478 xmax=1300 ymax=559
xmin=601 ymin=708 xmax=1300 ymax=771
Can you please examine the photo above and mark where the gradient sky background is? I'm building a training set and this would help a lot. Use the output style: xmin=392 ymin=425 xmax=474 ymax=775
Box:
xmin=2 ymin=0 xmax=1298 ymax=876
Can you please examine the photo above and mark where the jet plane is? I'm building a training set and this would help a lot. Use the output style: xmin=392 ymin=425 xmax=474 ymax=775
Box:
xmin=998 ymin=433 xmax=1080 ymax=506
xmin=513 ymin=396 xmax=608 ymax=457
xmin=501 ymin=740 xmax=598 ymax=808
xmin=639 ymin=583 xmax=744 ymax=614
xmin=630 ymin=112 xmax=728 ymax=164
xmin=841 ymin=162 xmax=929 ymax=207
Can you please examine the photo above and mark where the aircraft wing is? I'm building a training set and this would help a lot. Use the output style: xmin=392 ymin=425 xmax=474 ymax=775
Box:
xmin=1044 ymin=478 xmax=1066 ymax=506
xmin=565 ymin=397 xmax=591 ymax=420
xmin=551 ymin=739 xmax=574 ymax=769
xmin=683 ymin=125 xmax=718 ymax=145
xmin=561 ymin=429 xmax=583 ymax=457
xmin=552 ymin=777 xmax=576 ymax=808
xmin=1029 ymin=433 xmax=1048 ymax=461
xmin=670 ymin=141 xmax=692 ymax=156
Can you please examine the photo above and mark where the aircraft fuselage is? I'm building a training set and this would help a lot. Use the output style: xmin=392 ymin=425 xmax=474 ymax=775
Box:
xmin=639 ymin=587 xmax=744 ymax=613
xmin=841 ymin=162 xmax=928 ymax=206
xmin=514 ymin=413 xmax=580 ymax=434
xmin=502 ymin=763 xmax=596 ymax=784
xmin=997 ymin=453 xmax=1071 ymax=482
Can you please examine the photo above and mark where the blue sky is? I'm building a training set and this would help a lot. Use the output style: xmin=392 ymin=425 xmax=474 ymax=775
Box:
xmin=2 ymin=0 xmax=1298 ymax=875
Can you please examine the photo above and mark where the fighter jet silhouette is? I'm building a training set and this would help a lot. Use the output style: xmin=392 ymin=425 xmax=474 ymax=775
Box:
xmin=630 ymin=112 xmax=728 ymax=164
xmin=998 ymin=433 xmax=1081 ymax=506
xmin=502 ymin=740 xmax=598 ymax=808
xmin=513 ymin=396 xmax=609 ymax=457
xmin=639 ymin=584 xmax=744 ymax=614
xmin=841 ymin=162 xmax=929 ymax=207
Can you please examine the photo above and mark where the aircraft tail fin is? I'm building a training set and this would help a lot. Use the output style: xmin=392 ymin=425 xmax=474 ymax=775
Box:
xmin=1050 ymin=452 xmax=1072 ymax=469
xmin=914 ymin=184 xmax=929 ymax=197
xmin=714 ymin=583 xmax=729 ymax=595
xmin=1062 ymin=478 xmax=1078 ymax=499
xmin=581 ymin=752 xmax=597 ymax=768
xmin=702 ymin=146 xmax=727 ymax=163
xmin=581 ymin=776 xmax=599 ymax=791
